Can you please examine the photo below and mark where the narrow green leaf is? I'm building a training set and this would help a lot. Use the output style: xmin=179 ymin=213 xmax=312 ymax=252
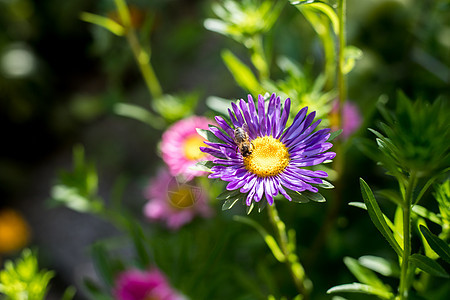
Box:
xmin=206 ymin=96 xmax=232 ymax=115
xmin=286 ymin=190 xmax=310 ymax=203
xmin=246 ymin=202 xmax=255 ymax=214
xmin=327 ymin=283 xmax=394 ymax=299
xmin=222 ymin=198 xmax=242 ymax=211
xmin=360 ymin=178 xmax=403 ymax=257
xmin=376 ymin=189 xmax=404 ymax=207
xmin=327 ymin=129 xmax=343 ymax=142
xmin=358 ymin=255 xmax=400 ymax=277
xmin=291 ymin=1 xmax=339 ymax=35
xmin=302 ymin=190 xmax=326 ymax=202
xmin=349 ymin=201 xmax=397 ymax=233
xmin=91 ymin=244 xmax=114 ymax=287
xmin=217 ymin=189 xmax=241 ymax=200
xmin=80 ymin=12 xmax=125 ymax=36
xmin=419 ymin=225 xmax=450 ymax=263
xmin=221 ymin=49 xmax=262 ymax=95
xmin=417 ymin=219 xmax=438 ymax=259
xmin=409 ymin=254 xmax=449 ymax=278
xmin=316 ymin=179 xmax=335 ymax=189
xmin=195 ymin=128 xmax=225 ymax=144
xmin=413 ymin=205 xmax=443 ymax=225
xmin=61 ymin=286 xmax=76 ymax=300
xmin=191 ymin=160 xmax=214 ymax=173
xmin=343 ymin=257 xmax=389 ymax=292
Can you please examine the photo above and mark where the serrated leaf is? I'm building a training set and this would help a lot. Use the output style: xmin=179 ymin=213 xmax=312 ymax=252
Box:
xmin=327 ymin=283 xmax=394 ymax=299
xmin=409 ymin=254 xmax=449 ymax=278
xmin=358 ymin=255 xmax=400 ymax=277
xmin=343 ymin=257 xmax=389 ymax=292
xmin=419 ymin=225 xmax=450 ymax=263
xmin=360 ymin=178 xmax=403 ymax=257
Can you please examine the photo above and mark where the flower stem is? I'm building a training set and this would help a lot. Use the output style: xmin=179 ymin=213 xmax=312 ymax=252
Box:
xmin=398 ymin=172 xmax=418 ymax=299
xmin=267 ymin=204 xmax=310 ymax=299
xmin=114 ymin=0 xmax=163 ymax=100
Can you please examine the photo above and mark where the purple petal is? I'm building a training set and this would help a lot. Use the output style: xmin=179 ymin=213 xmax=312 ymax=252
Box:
xmin=276 ymin=98 xmax=291 ymax=139
xmin=280 ymin=106 xmax=308 ymax=141
xmin=257 ymin=94 xmax=266 ymax=136
xmin=228 ymin=108 xmax=240 ymax=127
xmin=209 ymin=126 xmax=234 ymax=144
xmin=231 ymin=102 xmax=245 ymax=126
xmin=215 ymin=116 xmax=234 ymax=137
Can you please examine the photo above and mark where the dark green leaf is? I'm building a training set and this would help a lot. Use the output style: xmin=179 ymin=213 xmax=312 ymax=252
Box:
xmin=222 ymin=198 xmax=242 ymax=211
xmin=302 ymin=190 xmax=326 ymax=202
xmin=409 ymin=254 xmax=449 ymax=278
xmin=195 ymin=128 xmax=225 ymax=144
xmin=327 ymin=283 xmax=394 ymax=299
xmin=419 ymin=225 xmax=450 ymax=263
xmin=217 ymin=189 xmax=241 ymax=201
xmin=286 ymin=190 xmax=310 ymax=203
xmin=91 ymin=244 xmax=114 ymax=287
xmin=316 ymin=179 xmax=335 ymax=189
xmin=360 ymin=178 xmax=403 ymax=257
xmin=83 ymin=278 xmax=111 ymax=300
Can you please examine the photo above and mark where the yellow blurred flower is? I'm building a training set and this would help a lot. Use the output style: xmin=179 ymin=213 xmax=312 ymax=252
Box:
xmin=0 ymin=208 xmax=30 ymax=254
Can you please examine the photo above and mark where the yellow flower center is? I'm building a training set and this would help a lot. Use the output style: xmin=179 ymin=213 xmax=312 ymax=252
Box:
xmin=168 ymin=186 xmax=196 ymax=209
xmin=243 ymin=136 xmax=290 ymax=177
xmin=183 ymin=135 xmax=206 ymax=161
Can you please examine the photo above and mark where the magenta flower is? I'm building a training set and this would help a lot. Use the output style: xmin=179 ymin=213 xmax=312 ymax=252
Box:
xmin=329 ymin=100 xmax=362 ymax=139
xmin=161 ymin=116 xmax=212 ymax=180
xmin=200 ymin=93 xmax=336 ymax=206
xmin=113 ymin=268 xmax=185 ymax=300
xmin=143 ymin=168 xmax=212 ymax=229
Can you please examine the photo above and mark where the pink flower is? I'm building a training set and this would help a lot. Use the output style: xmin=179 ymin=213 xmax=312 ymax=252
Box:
xmin=161 ymin=116 xmax=212 ymax=181
xmin=113 ymin=268 xmax=185 ymax=300
xmin=143 ymin=168 xmax=213 ymax=230
xmin=329 ymin=100 xmax=362 ymax=139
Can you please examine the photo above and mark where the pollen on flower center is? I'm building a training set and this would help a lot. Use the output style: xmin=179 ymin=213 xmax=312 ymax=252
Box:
xmin=183 ymin=135 xmax=206 ymax=160
xmin=243 ymin=136 xmax=290 ymax=177
xmin=168 ymin=186 xmax=196 ymax=209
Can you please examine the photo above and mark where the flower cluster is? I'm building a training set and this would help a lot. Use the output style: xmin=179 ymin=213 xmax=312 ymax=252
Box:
xmin=200 ymin=93 xmax=336 ymax=206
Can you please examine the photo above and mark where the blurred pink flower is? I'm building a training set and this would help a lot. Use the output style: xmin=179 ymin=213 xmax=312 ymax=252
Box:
xmin=113 ymin=268 xmax=185 ymax=300
xmin=330 ymin=100 xmax=362 ymax=139
xmin=144 ymin=168 xmax=213 ymax=230
xmin=161 ymin=116 xmax=212 ymax=180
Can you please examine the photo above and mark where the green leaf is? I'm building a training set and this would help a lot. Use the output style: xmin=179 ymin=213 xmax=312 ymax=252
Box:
xmin=343 ymin=257 xmax=390 ymax=292
xmin=191 ymin=160 xmax=214 ymax=173
xmin=360 ymin=178 xmax=403 ymax=257
xmin=126 ymin=219 xmax=151 ymax=268
xmin=419 ymin=225 xmax=450 ymax=263
xmin=221 ymin=49 xmax=262 ymax=95
xmin=417 ymin=219 xmax=438 ymax=259
xmin=80 ymin=12 xmax=125 ymax=36
xmin=217 ymin=188 xmax=241 ymax=201
xmin=91 ymin=243 xmax=114 ymax=287
xmin=409 ymin=254 xmax=449 ymax=278
xmin=206 ymin=96 xmax=232 ymax=115
xmin=196 ymin=128 xmax=225 ymax=144
xmin=83 ymin=278 xmax=111 ymax=300
xmin=291 ymin=1 xmax=339 ymax=35
xmin=302 ymin=190 xmax=326 ymax=202
xmin=113 ymin=103 xmax=165 ymax=129
xmin=343 ymin=45 xmax=363 ymax=74
xmin=327 ymin=283 xmax=394 ymax=299
xmin=61 ymin=286 xmax=77 ymax=300
xmin=412 ymin=205 xmax=443 ymax=225
xmin=285 ymin=190 xmax=310 ymax=203
xmin=222 ymin=197 xmax=242 ymax=210
xmin=327 ymin=129 xmax=343 ymax=142
xmin=358 ymin=255 xmax=400 ymax=277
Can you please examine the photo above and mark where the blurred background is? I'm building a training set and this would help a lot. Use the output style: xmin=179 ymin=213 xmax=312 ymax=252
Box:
xmin=0 ymin=0 xmax=448 ymax=299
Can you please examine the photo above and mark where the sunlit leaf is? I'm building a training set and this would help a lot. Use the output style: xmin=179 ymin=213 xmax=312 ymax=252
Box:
xmin=358 ymin=255 xmax=400 ymax=277
xmin=409 ymin=254 xmax=449 ymax=278
xmin=291 ymin=1 xmax=339 ymax=35
xmin=360 ymin=178 xmax=403 ymax=257
xmin=343 ymin=257 xmax=390 ymax=292
xmin=412 ymin=205 xmax=443 ymax=225
xmin=221 ymin=49 xmax=262 ymax=95
xmin=327 ymin=283 xmax=394 ymax=299
xmin=80 ymin=12 xmax=125 ymax=36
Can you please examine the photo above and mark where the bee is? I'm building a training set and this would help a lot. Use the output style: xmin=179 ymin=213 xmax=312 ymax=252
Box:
xmin=234 ymin=124 xmax=254 ymax=157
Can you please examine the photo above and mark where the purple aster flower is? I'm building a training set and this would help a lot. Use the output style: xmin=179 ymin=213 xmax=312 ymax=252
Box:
xmin=200 ymin=93 xmax=336 ymax=206
xmin=143 ymin=168 xmax=213 ymax=230
xmin=113 ymin=268 xmax=186 ymax=300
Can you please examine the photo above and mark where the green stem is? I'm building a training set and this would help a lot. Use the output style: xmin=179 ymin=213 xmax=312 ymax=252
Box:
xmin=114 ymin=0 xmax=163 ymax=100
xmin=267 ymin=204 xmax=310 ymax=299
xmin=398 ymin=172 xmax=418 ymax=299
xmin=337 ymin=0 xmax=346 ymax=118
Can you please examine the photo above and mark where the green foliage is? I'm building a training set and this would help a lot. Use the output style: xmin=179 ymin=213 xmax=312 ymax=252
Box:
xmin=0 ymin=249 xmax=55 ymax=300
xmin=49 ymin=145 xmax=103 ymax=213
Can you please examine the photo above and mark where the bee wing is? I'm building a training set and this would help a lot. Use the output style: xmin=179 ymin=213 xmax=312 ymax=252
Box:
xmin=242 ymin=123 xmax=249 ymax=132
